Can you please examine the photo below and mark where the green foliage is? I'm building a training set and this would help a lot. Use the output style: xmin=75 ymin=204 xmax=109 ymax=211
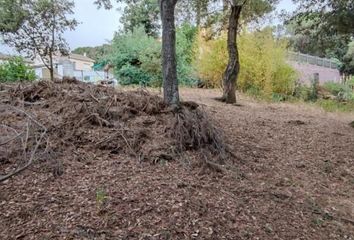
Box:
xmin=287 ymin=0 xmax=354 ymax=75
xmin=120 ymin=0 xmax=160 ymax=37
xmin=292 ymin=81 xmax=354 ymax=112
xmin=0 ymin=57 xmax=36 ymax=82
xmin=176 ymin=23 xmax=198 ymax=86
xmin=195 ymin=28 xmax=297 ymax=97
xmin=95 ymin=188 xmax=108 ymax=213
xmin=117 ymin=64 xmax=152 ymax=86
xmin=291 ymin=0 xmax=354 ymax=36
xmin=96 ymin=188 xmax=108 ymax=205
xmin=72 ymin=44 xmax=111 ymax=61
xmin=1 ymin=0 xmax=78 ymax=81
xmin=109 ymin=25 xmax=198 ymax=87
xmin=293 ymin=84 xmax=312 ymax=101
xmin=109 ymin=27 xmax=161 ymax=86
xmin=0 ymin=0 xmax=26 ymax=32
xmin=316 ymin=99 xmax=354 ymax=113
xmin=323 ymin=82 xmax=354 ymax=101
xmin=342 ymin=41 xmax=354 ymax=75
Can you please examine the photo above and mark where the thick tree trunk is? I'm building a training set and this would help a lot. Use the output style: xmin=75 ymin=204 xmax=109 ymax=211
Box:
xmin=160 ymin=0 xmax=179 ymax=106
xmin=222 ymin=5 xmax=242 ymax=104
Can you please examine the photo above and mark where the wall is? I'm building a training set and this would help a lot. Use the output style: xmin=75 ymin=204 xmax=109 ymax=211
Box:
xmin=70 ymin=59 xmax=94 ymax=71
xmin=289 ymin=61 xmax=341 ymax=85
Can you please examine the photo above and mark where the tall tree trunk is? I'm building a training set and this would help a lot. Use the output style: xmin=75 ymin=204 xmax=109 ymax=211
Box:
xmin=50 ymin=0 xmax=55 ymax=82
xmin=195 ymin=1 xmax=201 ymax=27
xmin=222 ymin=5 xmax=242 ymax=104
xmin=49 ymin=52 xmax=54 ymax=81
xmin=222 ymin=0 xmax=229 ymax=29
xmin=160 ymin=0 xmax=179 ymax=106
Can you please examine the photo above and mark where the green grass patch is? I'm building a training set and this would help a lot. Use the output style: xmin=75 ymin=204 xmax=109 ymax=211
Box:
xmin=316 ymin=99 xmax=354 ymax=112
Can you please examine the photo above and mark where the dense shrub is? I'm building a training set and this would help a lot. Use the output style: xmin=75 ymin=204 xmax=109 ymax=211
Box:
xmin=109 ymin=27 xmax=162 ymax=86
xmin=107 ymin=25 xmax=198 ymax=87
xmin=176 ymin=23 xmax=199 ymax=86
xmin=194 ymin=31 xmax=228 ymax=88
xmin=117 ymin=64 xmax=152 ymax=86
xmin=194 ymin=28 xmax=298 ymax=97
xmin=0 ymin=57 xmax=36 ymax=82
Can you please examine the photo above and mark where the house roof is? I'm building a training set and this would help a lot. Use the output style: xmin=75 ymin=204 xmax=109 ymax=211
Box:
xmin=0 ymin=52 xmax=33 ymax=63
xmin=68 ymin=53 xmax=95 ymax=63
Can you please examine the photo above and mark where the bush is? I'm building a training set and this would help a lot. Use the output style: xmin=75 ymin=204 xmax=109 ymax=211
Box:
xmin=117 ymin=64 xmax=152 ymax=86
xmin=0 ymin=57 xmax=36 ymax=82
xmin=107 ymin=24 xmax=198 ymax=87
xmin=109 ymin=27 xmax=162 ymax=86
xmin=293 ymin=84 xmax=312 ymax=101
xmin=323 ymin=82 xmax=354 ymax=101
xmin=193 ymin=31 xmax=228 ymax=88
xmin=176 ymin=23 xmax=199 ymax=86
xmin=317 ymin=99 xmax=354 ymax=112
xmin=194 ymin=28 xmax=297 ymax=97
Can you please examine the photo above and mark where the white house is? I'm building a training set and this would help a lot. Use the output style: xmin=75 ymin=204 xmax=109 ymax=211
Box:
xmin=32 ymin=53 xmax=97 ymax=80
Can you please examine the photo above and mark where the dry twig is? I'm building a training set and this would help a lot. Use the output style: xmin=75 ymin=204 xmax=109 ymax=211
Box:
xmin=0 ymin=107 xmax=47 ymax=182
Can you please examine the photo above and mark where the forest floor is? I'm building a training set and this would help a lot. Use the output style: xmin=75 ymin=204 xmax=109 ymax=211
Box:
xmin=1 ymin=83 xmax=354 ymax=239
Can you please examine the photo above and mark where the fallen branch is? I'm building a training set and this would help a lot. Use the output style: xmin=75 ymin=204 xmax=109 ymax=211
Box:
xmin=0 ymin=107 xmax=47 ymax=183
xmin=0 ymin=132 xmax=24 ymax=146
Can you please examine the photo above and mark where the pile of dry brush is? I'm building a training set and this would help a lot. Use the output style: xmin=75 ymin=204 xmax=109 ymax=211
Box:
xmin=0 ymin=79 xmax=230 ymax=181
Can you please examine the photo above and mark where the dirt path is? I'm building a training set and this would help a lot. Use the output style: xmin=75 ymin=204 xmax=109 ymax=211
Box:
xmin=1 ymin=87 xmax=354 ymax=239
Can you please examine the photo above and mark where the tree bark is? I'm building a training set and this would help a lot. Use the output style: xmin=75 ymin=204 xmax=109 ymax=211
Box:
xmin=221 ymin=5 xmax=242 ymax=104
xmin=49 ymin=52 xmax=54 ymax=81
xmin=160 ymin=0 xmax=179 ymax=106
xmin=196 ymin=1 xmax=201 ymax=27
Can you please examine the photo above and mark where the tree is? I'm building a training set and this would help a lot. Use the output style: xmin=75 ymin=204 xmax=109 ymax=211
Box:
xmin=72 ymin=44 xmax=112 ymax=61
xmin=0 ymin=0 xmax=26 ymax=32
xmin=286 ymin=0 xmax=354 ymax=75
xmin=342 ymin=41 xmax=354 ymax=75
xmin=96 ymin=0 xmax=180 ymax=105
xmin=175 ymin=0 xmax=213 ymax=27
xmin=221 ymin=0 xmax=277 ymax=103
xmin=160 ymin=0 xmax=179 ymax=105
xmin=221 ymin=1 xmax=244 ymax=103
xmin=291 ymin=0 xmax=354 ymax=36
xmin=0 ymin=0 xmax=78 ymax=81
xmin=120 ymin=0 xmax=160 ymax=37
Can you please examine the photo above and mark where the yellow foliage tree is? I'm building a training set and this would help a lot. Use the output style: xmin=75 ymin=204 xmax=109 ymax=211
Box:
xmin=194 ymin=28 xmax=298 ymax=98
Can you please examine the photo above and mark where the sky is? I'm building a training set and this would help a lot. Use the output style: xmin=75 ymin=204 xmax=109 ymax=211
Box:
xmin=0 ymin=0 xmax=296 ymax=55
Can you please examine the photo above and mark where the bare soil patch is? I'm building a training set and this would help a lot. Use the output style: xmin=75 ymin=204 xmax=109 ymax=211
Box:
xmin=0 ymin=84 xmax=353 ymax=239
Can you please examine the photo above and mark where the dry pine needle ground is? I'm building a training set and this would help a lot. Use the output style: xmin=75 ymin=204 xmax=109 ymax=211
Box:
xmin=0 ymin=81 xmax=353 ymax=239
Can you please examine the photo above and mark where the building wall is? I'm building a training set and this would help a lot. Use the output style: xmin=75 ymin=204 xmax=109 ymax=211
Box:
xmin=70 ymin=59 xmax=94 ymax=71
xmin=289 ymin=62 xmax=341 ymax=85
xmin=41 ymin=68 xmax=62 ymax=80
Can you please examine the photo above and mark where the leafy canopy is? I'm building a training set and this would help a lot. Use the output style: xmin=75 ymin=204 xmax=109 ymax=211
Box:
xmin=0 ymin=0 xmax=78 ymax=72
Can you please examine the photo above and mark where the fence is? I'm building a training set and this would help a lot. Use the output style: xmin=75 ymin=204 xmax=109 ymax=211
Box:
xmin=287 ymin=51 xmax=339 ymax=70
xmin=73 ymin=70 xmax=114 ymax=83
